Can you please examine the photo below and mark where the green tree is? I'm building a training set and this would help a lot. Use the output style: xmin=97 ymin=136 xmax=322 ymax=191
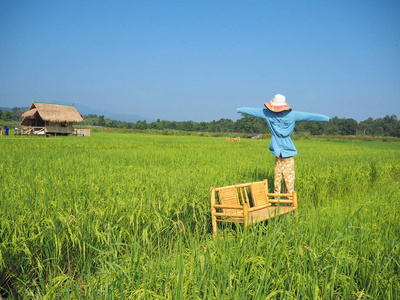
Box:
xmin=2 ymin=111 xmax=13 ymax=122
xmin=12 ymin=107 xmax=23 ymax=122
xmin=97 ymin=115 xmax=106 ymax=127
xmin=359 ymin=117 xmax=375 ymax=136
xmin=107 ymin=120 xmax=117 ymax=128
xmin=135 ymin=120 xmax=147 ymax=130
xmin=324 ymin=119 xmax=340 ymax=135
xmin=198 ymin=122 xmax=209 ymax=132
xmin=382 ymin=115 xmax=398 ymax=137
xmin=150 ymin=119 xmax=163 ymax=130
xmin=218 ymin=118 xmax=235 ymax=132
xmin=340 ymin=118 xmax=358 ymax=135
xmin=235 ymin=115 xmax=268 ymax=134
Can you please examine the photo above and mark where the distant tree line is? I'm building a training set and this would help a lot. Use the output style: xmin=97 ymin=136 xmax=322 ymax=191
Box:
xmin=82 ymin=114 xmax=400 ymax=137
xmin=2 ymin=107 xmax=399 ymax=137
xmin=0 ymin=107 xmax=26 ymax=123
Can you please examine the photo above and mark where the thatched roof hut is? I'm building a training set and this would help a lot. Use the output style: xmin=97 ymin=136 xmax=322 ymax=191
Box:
xmin=21 ymin=102 xmax=84 ymax=135
xmin=21 ymin=102 xmax=83 ymax=124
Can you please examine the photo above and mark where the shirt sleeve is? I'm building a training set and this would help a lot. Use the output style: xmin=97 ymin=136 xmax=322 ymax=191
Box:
xmin=237 ymin=107 xmax=273 ymax=119
xmin=293 ymin=111 xmax=330 ymax=122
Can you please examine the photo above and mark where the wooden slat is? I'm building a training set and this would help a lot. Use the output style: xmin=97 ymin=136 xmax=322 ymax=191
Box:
xmin=248 ymin=204 xmax=269 ymax=212
xmin=213 ymin=205 xmax=243 ymax=209
xmin=214 ymin=212 xmax=244 ymax=217
xmin=267 ymin=192 xmax=293 ymax=197
xmin=216 ymin=218 xmax=245 ymax=224
xmin=269 ymin=199 xmax=294 ymax=204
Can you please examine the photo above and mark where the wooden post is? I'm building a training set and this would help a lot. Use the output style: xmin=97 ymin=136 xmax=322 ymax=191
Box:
xmin=210 ymin=187 xmax=218 ymax=236
xmin=292 ymin=191 xmax=298 ymax=215
xmin=243 ymin=204 xmax=249 ymax=229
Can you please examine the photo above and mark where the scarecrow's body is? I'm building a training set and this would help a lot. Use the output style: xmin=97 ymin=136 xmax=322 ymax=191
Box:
xmin=237 ymin=107 xmax=329 ymax=193
xmin=237 ymin=108 xmax=329 ymax=157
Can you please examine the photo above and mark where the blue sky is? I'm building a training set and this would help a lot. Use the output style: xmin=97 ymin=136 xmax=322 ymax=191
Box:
xmin=1 ymin=0 xmax=399 ymax=122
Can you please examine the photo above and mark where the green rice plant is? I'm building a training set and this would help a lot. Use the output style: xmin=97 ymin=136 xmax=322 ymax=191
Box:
xmin=0 ymin=133 xmax=399 ymax=298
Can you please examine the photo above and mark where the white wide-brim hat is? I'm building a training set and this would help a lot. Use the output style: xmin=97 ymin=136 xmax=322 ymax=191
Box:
xmin=264 ymin=94 xmax=291 ymax=112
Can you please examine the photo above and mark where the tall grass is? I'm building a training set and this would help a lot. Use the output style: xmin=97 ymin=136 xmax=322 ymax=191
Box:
xmin=0 ymin=133 xmax=399 ymax=298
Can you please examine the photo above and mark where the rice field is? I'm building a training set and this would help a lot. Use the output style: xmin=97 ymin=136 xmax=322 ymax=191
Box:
xmin=0 ymin=132 xmax=399 ymax=299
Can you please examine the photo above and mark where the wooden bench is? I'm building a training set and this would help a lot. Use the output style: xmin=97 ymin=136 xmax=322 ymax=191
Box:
xmin=210 ymin=180 xmax=297 ymax=236
xmin=226 ymin=137 xmax=240 ymax=142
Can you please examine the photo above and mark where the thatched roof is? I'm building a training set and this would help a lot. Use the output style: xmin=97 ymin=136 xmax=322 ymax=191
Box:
xmin=22 ymin=102 xmax=84 ymax=123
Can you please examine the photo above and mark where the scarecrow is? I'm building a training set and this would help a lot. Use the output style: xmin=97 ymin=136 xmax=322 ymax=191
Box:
xmin=237 ymin=94 xmax=330 ymax=194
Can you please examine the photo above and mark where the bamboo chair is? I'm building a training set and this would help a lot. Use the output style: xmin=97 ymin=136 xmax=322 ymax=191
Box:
xmin=210 ymin=179 xmax=297 ymax=236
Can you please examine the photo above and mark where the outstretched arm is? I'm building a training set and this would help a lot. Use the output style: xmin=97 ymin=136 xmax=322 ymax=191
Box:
xmin=237 ymin=107 xmax=273 ymax=119
xmin=293 ymin=111 xmax=330 ymax=122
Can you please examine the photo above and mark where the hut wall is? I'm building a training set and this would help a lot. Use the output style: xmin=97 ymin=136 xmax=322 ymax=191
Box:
xmin=74 ymin=129 xmax=91 ymax=136
xmin=46 ymin=122 xmax=74 ymax=134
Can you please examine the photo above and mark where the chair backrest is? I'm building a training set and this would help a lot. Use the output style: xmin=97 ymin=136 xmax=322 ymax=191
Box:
xmin=250 ymin=180 xmax=270 ymax=207
xmin=218 ymin=187 xmax=241 ymax=214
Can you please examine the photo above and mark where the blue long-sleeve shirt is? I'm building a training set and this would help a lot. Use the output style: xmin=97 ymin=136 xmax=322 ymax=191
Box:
xmin=237 ymin=107 xmax=329 ymax=158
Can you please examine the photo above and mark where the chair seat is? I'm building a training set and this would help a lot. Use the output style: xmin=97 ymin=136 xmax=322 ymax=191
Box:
xmin=248 ymin=206 xmax=296 ymax=224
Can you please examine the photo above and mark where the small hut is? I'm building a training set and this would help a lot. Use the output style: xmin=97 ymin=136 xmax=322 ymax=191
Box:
xmin=20 ymin=102 xmax=84 ymax=135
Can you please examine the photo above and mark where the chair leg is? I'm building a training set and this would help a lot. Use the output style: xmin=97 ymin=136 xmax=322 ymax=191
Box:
xmin=211 ymin=187 xmax=218 ymax=236
xmin=243 ymin=205 xmax=249 ymax=229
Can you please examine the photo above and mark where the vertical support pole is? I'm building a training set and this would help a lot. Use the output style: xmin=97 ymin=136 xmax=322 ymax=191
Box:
xmin=210 ymin=187 xmax=218 ymax=236
xmin=292 ymin=191 xmax=298 ymax=216
xmin=243 ymin=204 xmax=249 ymax=229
